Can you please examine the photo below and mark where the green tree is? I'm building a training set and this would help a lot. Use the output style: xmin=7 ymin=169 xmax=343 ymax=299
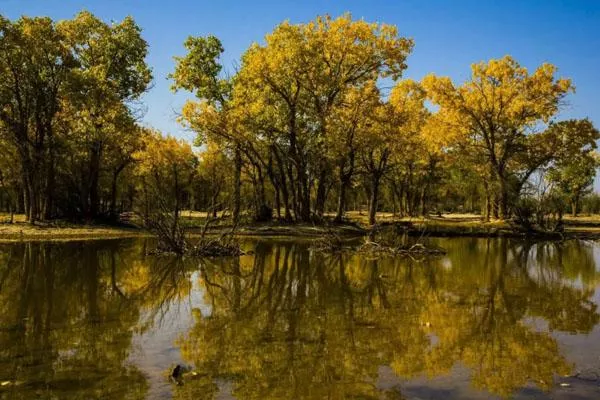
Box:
xmin=59 ymin=11 xmax=152 ymax=219
xmin=0 ymin=16 xmax=75 ymax=222
xmin=546 ymin=119 xmax=600 ymax=216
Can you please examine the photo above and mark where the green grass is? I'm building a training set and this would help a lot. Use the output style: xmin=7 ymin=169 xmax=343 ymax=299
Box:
xmin=3 ymin=211 xmax=600 ymax=241
xmin=0 ymin=213 xmax=147 ymax=241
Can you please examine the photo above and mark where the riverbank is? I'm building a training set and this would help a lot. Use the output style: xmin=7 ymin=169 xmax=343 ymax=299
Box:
xmin=0 ymin=214 xmax=148 ymax=242
xmin=2 ymin=212 xmax=600 ymax=241
xmin=349 ymin=212 xmax=600 ymax=240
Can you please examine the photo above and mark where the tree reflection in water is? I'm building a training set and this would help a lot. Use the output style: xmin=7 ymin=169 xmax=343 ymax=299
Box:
xmin=0 ymin=238 xmax=598 ymax=399
xmin=0 ymin=239 xmax=195 ymax=399
xmin=177 ymin=238 xmax=600 ymax=399
xmin=0 ymin=240 xmax=149 ymax=399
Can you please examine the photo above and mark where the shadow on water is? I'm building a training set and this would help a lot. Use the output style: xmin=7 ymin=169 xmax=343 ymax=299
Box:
xmin=0 ymin=237 xmax=600 ymax=399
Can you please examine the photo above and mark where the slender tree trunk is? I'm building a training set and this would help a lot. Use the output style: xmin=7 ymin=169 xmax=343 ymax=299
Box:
xmin=281 ymin=178 xmax=291 ymax=221
xmin=22 ymin=179 xmax=30 ymax=221
xmin=314 ymin=168 xmax=328 ymax=218
xmin=571 ymin=198 xmax=578 ymax=217
xmin=393 ymin=182 xmax=405 ymax=218
xmin=27 ymin=181 xmax=38 ymax=224
xmin=286 ymin=162 xmax=298 ymax=219
xmin=20 ymin=154 xmax=40 ymax=223
xmin=110 ymin=172 xmax=119 ymax=219
xmin=88 ymin=141 xmax=102 ymax=220
xmin=499 ymin=179 xmax=509 ymax=220
xmin=273 ymin=147 xmax=291 ymax=221
xmin=43 ymin=123 xmax=57 ymax=220
xmin=334 ymin=153 xmax=354 ymax=222
xmin=274 ymin=186 xmax=281 ymax=219
xmin=44 ymin=146 xmax=55 ymax=220
xmin=233 ymin=145 xmax=242 ymax=225
xmin=109 ymin=163 xmax=128 ymax=220
xmin=492 ymin=193 xmax=500 ymax=219
xmin=335 ymin=178 xmax=348 ymax=222
xmin=299 ymin=165 xmax=311 ymax=221
xmin=419 ymin=185 xmax=427 ymax=216
xmin=17 ymin=188 xmax=24 ymax=214
xmin=172 ymin=168 xmax=180 ymax=238
xmin=368 ymin=174 xmax=381 ymax=226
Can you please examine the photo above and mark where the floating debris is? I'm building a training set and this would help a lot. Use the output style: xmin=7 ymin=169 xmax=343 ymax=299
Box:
xmin=358 ymin=241 xmax=446 ymax=257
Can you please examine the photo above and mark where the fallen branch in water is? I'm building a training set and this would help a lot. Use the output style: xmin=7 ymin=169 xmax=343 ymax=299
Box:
xmin=396 ymin=243 xmax=447 ymax=255
xmin=312 ymin=228 xmax=446 ymax=258
xmin=357 ymin=240 xmax=446 ymax=256
xmin=142 ymin=203 xmax=244 ymax=257
xmin=310 ymin=229 xmax=354 ymax=252
xmin=188 ymin=233 xmax=245 ymax=257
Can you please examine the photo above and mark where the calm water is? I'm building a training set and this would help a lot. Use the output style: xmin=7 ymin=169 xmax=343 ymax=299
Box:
xmin=1 ymin=237 xmax=600 ymax=399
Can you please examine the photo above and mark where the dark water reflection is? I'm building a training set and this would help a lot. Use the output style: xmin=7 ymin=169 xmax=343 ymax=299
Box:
xmin=1 ymin=238 xmax=600 ymax=399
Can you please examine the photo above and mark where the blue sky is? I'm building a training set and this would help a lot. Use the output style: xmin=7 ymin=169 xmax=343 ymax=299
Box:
xmin=3 ymin=0 xmax=600 ymax=183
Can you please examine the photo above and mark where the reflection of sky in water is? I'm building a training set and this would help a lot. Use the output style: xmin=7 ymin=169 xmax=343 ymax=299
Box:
xmin=441 ymin=257 xmax=452 ymax=271
xmin=127 ymin=270 xmax=210 ymax=399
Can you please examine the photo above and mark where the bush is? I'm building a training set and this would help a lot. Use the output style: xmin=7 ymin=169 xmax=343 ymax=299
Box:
xmin=254 ymin=204 xmax=273 ymax=222
xmin=512 ymin=194 xmax=566 ymax=232
xmin=581 ymin=194 xmax=600 ymax=214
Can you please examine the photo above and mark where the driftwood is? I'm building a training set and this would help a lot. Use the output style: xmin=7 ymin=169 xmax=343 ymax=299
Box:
xmin=144 ymin=204 xmax=243 ymax=257
xmin=188 ymin=233 xmax=245 ymax=257
xmin=311 ymin=229 xmax=446 ymax=258
xmin=310 ymin=230 xmax=353 ymax=252
xmin=357 ymin=241 xmax=446 ymax=256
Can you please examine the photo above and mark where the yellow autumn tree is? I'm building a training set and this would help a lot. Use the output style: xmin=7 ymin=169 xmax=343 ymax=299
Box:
xmin=422 ymin=56 xmax=573 ymax=219
xmin=134 ymin=130 xmax=197 ymax=246
xmin=226 ymin=14 xmax=414 ymax=221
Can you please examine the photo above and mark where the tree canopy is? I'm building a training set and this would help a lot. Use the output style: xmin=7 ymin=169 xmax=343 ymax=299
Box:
xmin=0 ymin=11 xmax=597 ymax=227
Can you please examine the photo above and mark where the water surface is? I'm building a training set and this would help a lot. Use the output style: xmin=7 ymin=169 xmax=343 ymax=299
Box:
xmin=1 ymin=237 xmax=600 ymax=399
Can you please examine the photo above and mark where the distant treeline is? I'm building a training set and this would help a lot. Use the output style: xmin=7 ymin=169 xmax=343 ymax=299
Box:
xmin=1 ymin=13 xmax=598 ymax=225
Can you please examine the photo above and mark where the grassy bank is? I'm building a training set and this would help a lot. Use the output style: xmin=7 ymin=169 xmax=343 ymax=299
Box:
xmin=0 ymin=213 xmax=148 ymax=242
xmin=342 ymin=212 xmax=600 ymax=239
xmin=3 ymin=211 xmax=600 ymax=241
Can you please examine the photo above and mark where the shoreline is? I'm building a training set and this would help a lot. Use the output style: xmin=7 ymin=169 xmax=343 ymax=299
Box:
xmin=2 ymin=213 xmax=600 ymax=242
xmin=0 ymin=223 xmax=150 ymax=242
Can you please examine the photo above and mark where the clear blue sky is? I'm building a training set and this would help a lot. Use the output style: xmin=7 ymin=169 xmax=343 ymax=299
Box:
xmin=3 ymin=0 xmax=600 ymax=184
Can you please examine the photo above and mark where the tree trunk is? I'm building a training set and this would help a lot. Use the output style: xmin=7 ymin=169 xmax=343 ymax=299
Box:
xmin=368 ymin=174 xmax=381 ymax=226
xmin=44 ymin=143 xmax=55 ymax=220
xmin=88 ymin=141 xmax=102 ymax=220
xmin=482 ymin=179 xmax=491 ymax=221
xmin=26 ymin=177 xmax=38 ymax=224
xmin=335 ymin=178 xmax=348 ymax=222
xmin=334 ymin=153 xmax=354 ymax=223
xmin=492 ymin=193 xmax=500 ymax=219
xmin=172 ymin=168 xmax=180 ymax=237
xmin=484 ymin=193 xmax=491 ymax=222
xmin=274 ymin=186 xmax=281 ymax=219
xmin=419 ymin=185 xmax=427 ymax=216
xmin=273 ymin=146 xmax=292 ymax=221
xmin=299 ymin=165 xmax=311 ymax=221
xmin=499 ymin=180 xmax=509 ymax=220
xmin=233 ymin=146 xmax=242 ymax=225
xmin=110 ymin=172 xmax=119 ymax=220
xmin=571 ymin=198 xmax=578 ymax=217
xmin=22 ymin=179 xmax=30 ymax=221
xmin=314 ymin=168 xmax=328 ymax=218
